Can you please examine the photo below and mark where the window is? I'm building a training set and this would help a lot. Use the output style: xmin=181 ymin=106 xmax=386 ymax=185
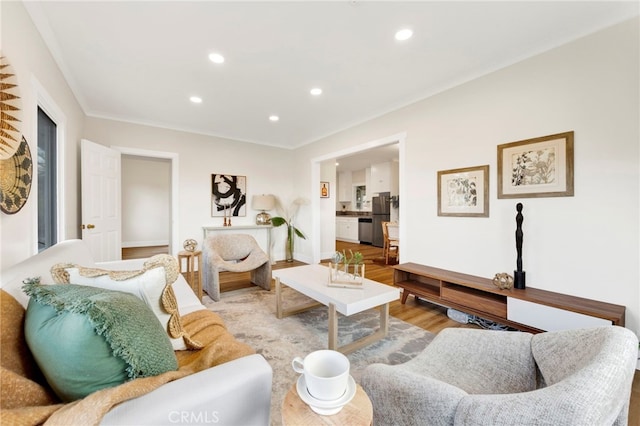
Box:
xmin=37 ymin=107 xmax=57 ymax=251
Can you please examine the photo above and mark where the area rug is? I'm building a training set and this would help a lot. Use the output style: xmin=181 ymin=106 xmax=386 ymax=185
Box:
xmin=203 ymin=286 xmax=435 ymax=425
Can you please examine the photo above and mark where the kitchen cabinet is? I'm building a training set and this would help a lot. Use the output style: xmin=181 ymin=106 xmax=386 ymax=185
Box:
xmin=338 ymin=171 xmax=352 ymax=202
xmin=369 ymin=162 xmax=392 ymax=194
xmin=336 ymin=217 xmax=359 ymax=242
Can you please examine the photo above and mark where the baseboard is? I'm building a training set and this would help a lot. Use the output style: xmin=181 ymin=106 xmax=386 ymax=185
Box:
xmin=321 ymin=250 xmax=337 ymax=261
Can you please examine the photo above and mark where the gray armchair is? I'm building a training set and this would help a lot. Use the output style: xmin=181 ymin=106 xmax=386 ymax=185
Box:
xmin=361 ymin=326 xmax=638 ymax=426
xmin=202 ymin=234 xmax=271 ymax=301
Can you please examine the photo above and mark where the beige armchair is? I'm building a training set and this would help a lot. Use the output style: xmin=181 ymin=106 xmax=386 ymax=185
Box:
xmin=362 ymin=326 xmax=638 ymax=426
xmin=202 ymin=234 xmax=271 ymax=301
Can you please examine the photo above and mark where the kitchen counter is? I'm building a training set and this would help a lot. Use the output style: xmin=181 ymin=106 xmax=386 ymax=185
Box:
xmin=336 ymin=213 xmax=373 ymax=244
xmin=336 ymin=211 xmax=372 ymax=217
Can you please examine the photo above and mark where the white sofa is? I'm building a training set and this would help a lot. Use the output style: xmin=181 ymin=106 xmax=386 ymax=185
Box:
xmin=1 ymin=239 xmax=272 ymax=426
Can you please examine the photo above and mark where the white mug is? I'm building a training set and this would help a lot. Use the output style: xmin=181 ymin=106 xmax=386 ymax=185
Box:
xmin=292 ymin=349 xmax=350 ymax=401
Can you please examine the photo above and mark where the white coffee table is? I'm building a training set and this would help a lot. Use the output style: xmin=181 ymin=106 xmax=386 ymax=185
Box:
xmin=272 ymin=264 xmax=400 ymax=354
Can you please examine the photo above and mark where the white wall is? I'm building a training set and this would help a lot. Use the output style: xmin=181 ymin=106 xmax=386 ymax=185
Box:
xmin=320 ymin=161 xmax=336 ymax=260
xmin=0 ymin=2 xmax=300 ymax=265
xmin=121 ymin=155 xmax=170 ymax=247
xmin=2 ymin=1 xmax=638 ymax=335
xmin=83 ymin=117 xmax=298 ymax=259
xmin=295 ymin=18 xmax=639 ymax=334
xmin=0 ymin=1 xmax=85 ymax=268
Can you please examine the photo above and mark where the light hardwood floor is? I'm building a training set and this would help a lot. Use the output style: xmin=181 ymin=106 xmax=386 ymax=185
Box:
xmin=122 ymin=245 xmax=169 ymax=260
xmin=126 ymin=242 xmax=639 ymax=424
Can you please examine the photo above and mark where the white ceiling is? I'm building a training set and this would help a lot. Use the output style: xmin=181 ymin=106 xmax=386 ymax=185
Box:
xmin=25 ymin=1 xmax=638 ymax=152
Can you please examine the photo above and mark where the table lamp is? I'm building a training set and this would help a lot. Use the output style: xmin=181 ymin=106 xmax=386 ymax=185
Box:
xmin=252 ymin=194 xmax=275 ymax=225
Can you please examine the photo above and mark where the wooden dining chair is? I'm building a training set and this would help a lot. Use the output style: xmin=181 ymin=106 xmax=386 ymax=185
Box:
xmin=382 ymin=221 xmax=399 ymax=264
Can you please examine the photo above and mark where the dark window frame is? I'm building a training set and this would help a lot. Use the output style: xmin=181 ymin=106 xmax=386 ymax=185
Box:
xmin=37 ymin=106 xmax=57 ymax=251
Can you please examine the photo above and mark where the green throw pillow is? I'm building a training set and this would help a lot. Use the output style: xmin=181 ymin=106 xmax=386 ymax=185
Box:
xmin=23 ymin=279 xmax=178 ymax=402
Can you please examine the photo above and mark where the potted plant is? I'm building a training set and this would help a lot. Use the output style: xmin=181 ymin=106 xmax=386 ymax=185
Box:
xmin=271 ymin=197 xmax=308 ymax=262
xmin=329 ymin=249 xmax=363 ymax=281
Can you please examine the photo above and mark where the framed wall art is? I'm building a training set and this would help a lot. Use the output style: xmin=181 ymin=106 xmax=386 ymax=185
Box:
xmin=211 ymin=174 xmax=247 ymax=217
xmin=497 ymin=131 xmax=574 ymax=199
xmin=437 ymin=165 xmax=489 ymax=217
xmin=320 ymin=181 xmax=330 ymax=198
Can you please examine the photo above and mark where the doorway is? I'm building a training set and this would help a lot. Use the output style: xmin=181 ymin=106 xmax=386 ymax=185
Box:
xmin=121 ymin=155 xmax=171 ymax=257
xmin=112 ymin=146 xmax=179 ymax=256
xmin=310 ymin=132 xmax=406 ymax=264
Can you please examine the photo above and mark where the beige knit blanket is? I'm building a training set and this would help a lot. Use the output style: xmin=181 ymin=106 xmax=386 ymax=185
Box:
xmin=0 ymin=290 xmax=255 ymax=426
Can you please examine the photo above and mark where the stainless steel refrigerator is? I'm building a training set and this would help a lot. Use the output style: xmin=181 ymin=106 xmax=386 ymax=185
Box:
xmin=372 ymin=192 xmax=390 ymax=247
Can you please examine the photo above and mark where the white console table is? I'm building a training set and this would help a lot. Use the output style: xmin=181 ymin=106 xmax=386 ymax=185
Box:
xmin=202 ymin=225 xmax=273 ymax=263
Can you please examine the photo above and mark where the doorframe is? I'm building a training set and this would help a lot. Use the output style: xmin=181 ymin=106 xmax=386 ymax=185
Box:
xmin=310 ymin=131 xmax=406 ymax=264
xmin=111 ymin=146 xmax=179 ymax=255
xmin=31 ymin=76 xmax=67 ymax=254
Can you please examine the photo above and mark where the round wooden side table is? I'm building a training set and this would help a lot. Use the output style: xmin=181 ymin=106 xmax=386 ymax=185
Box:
xmin=281 ymin=381 xmax=373 ymax=425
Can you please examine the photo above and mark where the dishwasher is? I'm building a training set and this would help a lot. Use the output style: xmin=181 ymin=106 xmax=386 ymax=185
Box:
xmin=358 ymin=217 xmax=373 ymax=244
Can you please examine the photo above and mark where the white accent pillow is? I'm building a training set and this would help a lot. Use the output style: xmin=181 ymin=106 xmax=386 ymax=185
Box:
xmin=50 ymin=255 xmax=201 ymax=351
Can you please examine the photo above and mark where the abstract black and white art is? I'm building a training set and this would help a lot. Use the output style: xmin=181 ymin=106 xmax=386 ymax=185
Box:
xmin=211 ymin=174 xmax=247 ymax=217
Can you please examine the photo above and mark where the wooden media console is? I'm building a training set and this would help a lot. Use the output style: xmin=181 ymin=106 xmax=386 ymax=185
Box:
xmin=394 ymin=263 xmax=625 ymax=333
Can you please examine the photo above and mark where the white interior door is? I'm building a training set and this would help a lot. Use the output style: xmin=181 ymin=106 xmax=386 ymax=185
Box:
xmin=81 ymin=139 xmax=121 ymax=262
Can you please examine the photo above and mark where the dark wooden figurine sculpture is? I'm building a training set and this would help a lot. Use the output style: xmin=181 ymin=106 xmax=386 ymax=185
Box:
xmin=514 ymin=202 xmax=526 ymax=289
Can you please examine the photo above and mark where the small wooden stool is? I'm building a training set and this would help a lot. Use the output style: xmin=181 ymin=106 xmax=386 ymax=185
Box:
xmin=281 ymin=381 xmax=372 ymax=425
xmin=177 ymin=250 xmax=202 ymax=300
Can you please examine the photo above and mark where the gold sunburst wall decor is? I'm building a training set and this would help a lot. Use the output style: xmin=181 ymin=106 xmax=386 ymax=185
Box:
xmin=0 ymin=55 xmax=23 ymax=160
xmin=0 ymin=136 xmax=33 ymax=214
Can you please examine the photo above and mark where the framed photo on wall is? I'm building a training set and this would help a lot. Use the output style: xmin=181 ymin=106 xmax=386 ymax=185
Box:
xmin=497 ymin=131 xmax=574 ymax=198
xmin=320 ymin=181 xmax=330 ymax=198
xmin=437 ymin=165 xmax=489 ymax=217
xmin=211 ymin=174 xmax=247 ymax=217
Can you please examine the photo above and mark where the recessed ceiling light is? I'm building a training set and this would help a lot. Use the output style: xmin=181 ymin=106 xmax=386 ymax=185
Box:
xmin=190 ymin=96 xmax=202 ymax=104
xmin=209 ymin=53 xmax=225 ymax=64
xmin=310 ymin=87 xmax=323 ymax=96
xmin=269 ymin=115 xmax=279 ymax=122
xmin=395 ymin=28 xmax=413 ymax=41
